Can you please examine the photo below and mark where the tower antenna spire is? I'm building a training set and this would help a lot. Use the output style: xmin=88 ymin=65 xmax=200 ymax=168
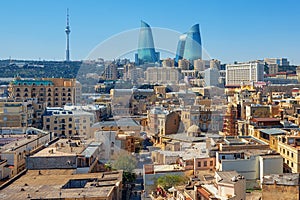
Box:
xmin=65 ymin=8 xmax=71 ymax=61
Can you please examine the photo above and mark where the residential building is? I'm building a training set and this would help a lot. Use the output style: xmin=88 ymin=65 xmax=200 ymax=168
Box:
xmin=0 ymin=101 xmax=34 ymax=128
xmin=277 ymin=135 xmax=300 ymax=173
xmin=43 ymin=107 xmax=75 ymax=138
xmin=0 ymin=129 xmax=51 ymax=179
xmin=73 ymin=110 xmax=94 ymax=138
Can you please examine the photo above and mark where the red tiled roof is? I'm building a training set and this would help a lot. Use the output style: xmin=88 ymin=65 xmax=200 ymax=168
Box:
xmin=197 ymin=187 xmax=212 ymax=199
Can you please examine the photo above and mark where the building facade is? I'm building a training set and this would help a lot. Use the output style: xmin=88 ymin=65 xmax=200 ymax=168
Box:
xmin=226 ymin=62 xmax=264 ymax=85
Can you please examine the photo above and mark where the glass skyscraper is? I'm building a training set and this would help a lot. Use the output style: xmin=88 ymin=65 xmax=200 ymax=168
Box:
xmin=175 ymin=24 xmax=202 ymax=64
xmin=135 ymin=20 xmax=159 ymax=65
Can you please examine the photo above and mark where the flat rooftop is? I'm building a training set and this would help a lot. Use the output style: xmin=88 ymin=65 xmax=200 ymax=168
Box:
xmin=31 ymin=139 xmax=88 ymax=157
xmin=161 ymin=133 xmax=206 ymax=143
xmin=218 ymin=149 xmax=275 ymax=157
xmin=154 ymin=164 xmax=184 ymax=173
xmin=216 ymin=171 xmax=241 ymax=185
xmin=0 ymin=169 xmax=122 ymax=200
xmin=263 ymin=173 xmax=300 ymax=186
xmin=0 ymin=134 xmax=40 ymax=152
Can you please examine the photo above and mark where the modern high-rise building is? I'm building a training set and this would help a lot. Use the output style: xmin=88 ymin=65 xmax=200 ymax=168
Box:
xmin=175 ymin=24 xmax=202 ymax=64
xmin=225 ymin=62 xmax=264 ymax=85
xmin=135 ymin=20 xmax=159 ymax=65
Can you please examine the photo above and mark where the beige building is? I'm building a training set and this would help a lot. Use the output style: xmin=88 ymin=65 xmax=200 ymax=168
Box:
xmin=43 ymin=108 xmax=75 ymax=137
xmin=262 ymin=173 xmax=299 ymax=200
xmin=0 ymin=169 xmax=123 ymax=200
xmin=144 ymin=66 xmax=181 ymax=84
xmin=277 ymin=135 xmax=300 ymax=173
xmin=199 ymin=171 xmax=246 ymax=200
xmin=162 ymin=58 xmax=175 ymax=67
xmin=73 ymin=110 xmax=95 ymax=138
xmin=147 ymin=107 xmax=180 ymax=138
xmin=0 ymin=101 xmax=34 ymax=128
xmin=8 ymin=78 xmax=76 ymax=127
xmin=0 ymin=130 xmax=51 ymax=179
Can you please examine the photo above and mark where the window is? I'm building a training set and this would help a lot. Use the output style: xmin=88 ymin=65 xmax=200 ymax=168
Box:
xmin=69 ymin=130 xmax=72 ymax=135
xmin=283 ymin=149 xmax=285 ymax=154
xmin=287 ymin=151 xmax=289 ymax=156
xmin=46 ymin=125 xmax=50 ymax=130
xmin=210 ymin=161 xmax=213 ymax=166
xmin=292 ymin=162 xmax=294 ymax=167
xmin=46 ymin=118 xmax=50 ymax=122
xmin=198 ymin=162 xmax=201 ymax=167
xmin=68 ymin=124 xmax=72 ymax=128
xmin=204 ymin=161 xmax=207 ymax=167
xmin=69 ymin=118 xmax=72 ymax=122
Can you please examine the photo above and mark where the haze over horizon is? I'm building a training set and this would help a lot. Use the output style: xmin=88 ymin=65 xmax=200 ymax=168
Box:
xmin=0 ymin=0 xmax=299 ymax=64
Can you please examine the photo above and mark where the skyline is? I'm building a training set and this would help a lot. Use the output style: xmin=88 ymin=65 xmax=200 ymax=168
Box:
xmin=0 ymin=0 xmax=299 ymax=64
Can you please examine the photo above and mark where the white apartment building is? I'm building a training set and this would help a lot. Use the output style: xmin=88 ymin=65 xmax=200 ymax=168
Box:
xmin=226 ymin=62 xmax=264 ymax=85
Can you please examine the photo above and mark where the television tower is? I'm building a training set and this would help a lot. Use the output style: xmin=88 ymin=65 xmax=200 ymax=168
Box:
xmin=65 ymin=8 xmax=71 ymax=61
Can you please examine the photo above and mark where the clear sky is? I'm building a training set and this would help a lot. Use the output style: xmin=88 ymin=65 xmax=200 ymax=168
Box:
xmin=0 ymin=0 xmax=299 ymax=64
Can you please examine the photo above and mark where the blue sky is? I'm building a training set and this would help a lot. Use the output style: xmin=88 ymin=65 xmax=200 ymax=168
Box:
xmin=0 ymin=0 xmax=299 ymax=64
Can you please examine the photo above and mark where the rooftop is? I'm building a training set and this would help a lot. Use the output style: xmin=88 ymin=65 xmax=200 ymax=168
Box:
xmin=0 ymin=134 xmax=40 ymax=152
xmin=263 ymin=173 xmax=300 ymax=186
xmin=216 ymin=171 xmax=242 ymax=185
xmin=154 ymin=164 xmax=184 ymax=173
xmin=252 ymin=118 xmax=281 ymax=122
xmin=11 ymin=79 xmax=54 ymax=86
xmin=30 ymin=139 xmax=87 ymax=157
xmin=0 ymin=169 xmax=122 ymax=200
xmin=155 ymin=142 xmax=208 ymax=160
xmin=161 ymin=133 xmax=206 ymax=143
xmin=92 ymin=118 xmax=140 ymax=128
xmin=259 ymin=128 xmax=286 ymax=135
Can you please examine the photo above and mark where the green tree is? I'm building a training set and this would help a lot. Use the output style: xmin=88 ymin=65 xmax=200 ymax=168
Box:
xmin=112 ymin=152 xmax=137 ymax=173
xmin=156 ymin=174 xmax=188 ymax=190
xmin=111 ymin=152 xmax=137 ymax=183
